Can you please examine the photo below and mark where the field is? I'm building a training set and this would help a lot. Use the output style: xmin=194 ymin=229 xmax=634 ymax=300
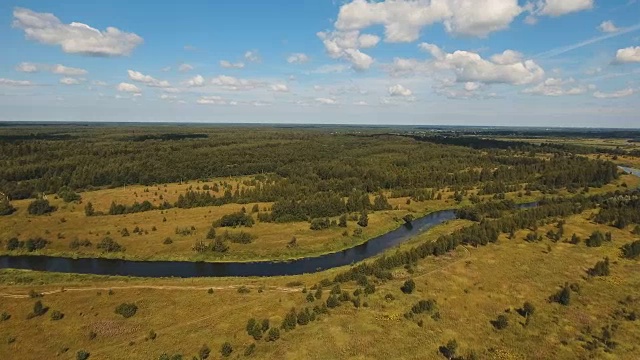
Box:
xmin=2 ymin=125 xmax=640 ymax=360
xmin=1 ymin=210 xmax=639 ymax=359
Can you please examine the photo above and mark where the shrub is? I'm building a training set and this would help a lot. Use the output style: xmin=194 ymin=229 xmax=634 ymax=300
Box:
xmin=212 ymin=239 xmax=229 ymax=253
xmin=588 ymin=257 xmax=610 ymax=277
xmin=411 ymin=299 xmax=436 ymax=314
xmin=551 ymin=284 xmax=572 ymax=306
xmin=6 ymin=237 xmax=22 ymax=251
xmin=403 ymin=214 xmax=414 ymax=223
xmin=163 ymin=237 xmax=173 ymax=245
xmin=50 ymin=310 xmax=64 ymax=320
xmin=28 ymin=199 xmax=56 ymax=215
xmin=338 ymin=214 xmax=347 ymax=227
xmin=310 ymin=218 xmax=331 ymax=230
xmin=115 ymin=303 xmax=138 ymax=318
xmin=586 ymin=230 xmax=605 ymax=247
xmin=326 ymin=295 xmax=340 ymax=308
xmin=521 ymin=302 xmax=535 ymax=317
xmin=357 ymin=212 xmax=369 ymax=227
xmin=492 ymin=314 xmax=508 ymax=330
xmin=215 ymin=212 xmax=254 ymax=227
xmin=29 ymin=300 xmax=48 ymax=318
xmin=148 ymin=329 xmax=157 ymax=340
xmin=0 ymin=198 xmax=16 ymax=216
xmin=1 ymin=312 xmax=10 ymax=321
xmin=25 ymin=237 xmax=49 ymax=252
xmin=198 ymin=344 xmax=211 ymax=359
xmin=97 ymin=237 xmax=123 ymax=252
xmin=267 ymin=327 xmax=280 ymax=341
xmin=220 ymin=342 xmax=233 ymax=357
xmin=206 ymin=227 xmax=216 ymax=239
xmin=401 ymin=279 xmax=416 ymax=294
xmin=244 ymin=344 xmax=256 ymax=356
xmin=76 ymin=350 xmax=90 ymax=360
xmin=220 ymin=230 xmax=255 ymax=244
xmin=237 ymin=286 xmax=250 ymax=294
xmin=621 ymin=240 xmax=640 ymax=259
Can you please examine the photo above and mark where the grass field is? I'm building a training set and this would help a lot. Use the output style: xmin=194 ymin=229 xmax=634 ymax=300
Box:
xmin=1 ymin=208 xmax=639 ymax=360
xmin=0 ymin=172 xmax=570 ymax=262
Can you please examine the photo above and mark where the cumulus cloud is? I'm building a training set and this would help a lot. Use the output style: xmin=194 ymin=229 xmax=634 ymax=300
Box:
xmin=244 ymin=50 xmax=260 ymax=62
xmin=535 ymin=0 xmax=593 ymax=17
xmin=117 ymin=82 xmax=141 ymax=93
xmin=220 ymin=60 xmax=245 ymax=69
xmin=287 ymin=53 xmax=310 ymax=64
xmin=92 ymin=80 xmax=108 ymax=86
xmin=15 ymin=62 xmax=87 ymax=75
xmin=522 ymin=77 xmax=592 ymax=96
xmin=317 ymin=31 xmax=377 ymax=70
xmin=59 ymin=77 xmax=81 ymax=85
xmin=211 ymin=75 xmax=261 ymax=90
xmin=388 ymin=84 xmax=413 ymax=97
xmin=315 ymin=97 xmax=338 ymax=105
xmin=0 ymin=78 xmax=35 ymax=86
xmin=127 ymin=70 xmax=170 ymax=87
xmin=15 ymin=62 xmax=38 ymax=73
xmin=51 ymin=64 xmax=87 ymax=76
xmin=615 ymin=46 xmax=640 ymax=63
xmin=185 ymin=75 xmax=205 ymax=87
xmin=178 ymin=63 xmax=194 ymax=72
xmin=334 ymin=0 xmax=522 ymax=41
xmin=270 ymin=83 xmax=289 ymax=92
xmin=12 ymin=7 xmax=143 ymax=56
xmin=593 ymin=88 xmax=634 ymax=99
xmin=420 ymin=42 xmax=545 ymax=85
xmin=160 ymin=94 xmax=178 ymax=101
xmin=197 ymin=96 xmax=225 ymax=105
xmin=490 ymin=50 xmax=523 ymax=65
xmin=598 ymin=21 xmax=619 ymax=33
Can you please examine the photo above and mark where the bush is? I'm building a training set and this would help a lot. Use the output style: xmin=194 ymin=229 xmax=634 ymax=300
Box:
xmin=220 ymin=230 xmax=255 ymax=244
xmin=0 ymin=198 xmax=16 ymax=216
xmin=401 ymin=279 xmax=415 ymax=294
xmin=411 ymin=299 xmax=436 ymax=314
xmin=586 ymin=230 xmax=605 ymax=247
xmin=215 ymin=212 xmax=254 ymax=227
xmin=357 ymin=212 xmax=369 ymax=227
xmin=267 ymin=327 xmax=280 ymax=341
xmin=25 ymin=237 xmax=49 ymax=252
xmin=220 ymin=342 xmax=233 ymax=357
xmin=521 ymin=302 xmax=535 ymax=317
xmin=588 ymin=257 xmax=610 ymax=277
xmin=310 ymin=218 xmax=331 ymax=230
xmin=163 ymin=237 xmax=173 ymax=245
xmin=491 ymin=314 xmax=508 ymax=330
xmin=97 ymin=237 xmax=123 ymax=252
xmin=237 ymin=286 xmax=250 ymax=294
xmin=6 ymin=237 xmax=22 ymax=251
xmin=50 ymin=310 xmax=64 ymax=320
xmin=1 ymin=312 xmax=11 ymax=321
xmin=28 ymin=199 xmax=55 ymax=215
xmin=70 ymin=238 xmax=92 ymax=250
xmin=551 ymin=284 xmax=572 ymax=306
xmin=76 ymin=350 xmax=90 ymax=360
xmin=29 ymin=300 xmax=48 ymax=318
xmin=148 ymin=329 xmax=157 ymax=340
xmin=244 ymin=344 xmax=256 ymax=356
xmin=198 ymin=344 xmax=210 ymax=359
xmin=206 ymin=227 xmax=216 ymax=239
xmin=115 ymin=303 xmax=138 ymax=318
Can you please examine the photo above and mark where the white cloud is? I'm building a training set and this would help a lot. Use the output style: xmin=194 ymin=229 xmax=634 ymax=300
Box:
xmin=161 ymin=66 xmax=171 ymax=72
xmin=309 ymin=64 xmax=349 ymax=74
xmin=522 ymin=77 xmax=591 ymax=96
xmin=490 ymin=50 xmax=523 ymax=65
xmin=317 ymin=31 xmax=375 ymax=70
xmin=353 ymin=100 xmax=369 ymax=106
xmin=12 ymin=7 xmax=143 ymax=56
xmin=92 ymin=80 xmax=108 ymax=86
xmin=15 ymin=62 xmax=87 ymax=75
xmin=160 ymin=94 xmax=178 ymax=101
xmin=388 ymin=84 xmax=413 ymax=97
xmin=15 ymin=62 xmax=38 ymax=73
xmin=270 ymin=83 xmax=289 ymax=92
xmin=536 ymin=0 xmax=594 ymax=17
xmin=220 ymin=60 xmax=245 ymax=69
xmin=127 ymin=70 xmax=170 ymax=87
xmin=315 ymin=97 xmax=337 ymax=105
xmin=615 ymin=46 xmax=640 ymax=63
xmin=117 ymin=82 xmax=141 ymax=93
xmin=593 ymin=88 xmax=634 ymax=99
xmin=287 ymin=53 xmax=310 ymax=64
xmin=464 ymin=82 xmax=481 ymax=91
xmin=334 ymin=0 xmax=522 ymax=41
xmin=244 ymin=50 xmax=260 ymax=62
xmin=185 ymin=75 xmax=205 ymax=87
xmin=197 ymin=96 xmax=234 ymax=105
xmin=211 ymin=75 xmax=260 ymax=90
xmin=387 ymin=57 xmax=432 ymax=76
xmin=178 ymin=63 xmax=194 ymax=72
xmin=163 ymin=87 xmax=180 ymax=93
xmin=59 ymin=77 xmax=81 ymax=85
xmin=598 ymin=21 xmax=619 ymax=33
xmin=358 ymin=34 xmax=380 ymax=48
xmin=251 ymin=101 xmax=270 ymax=107
xmin=0 ymin=78 xmax=34 ymax=86
xmin=51 ymin=64 xmax=87 ymax=76
xmin=420 ymin=43 xmax=545 ymax=85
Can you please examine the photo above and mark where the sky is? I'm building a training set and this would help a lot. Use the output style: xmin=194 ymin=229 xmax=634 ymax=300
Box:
xmin=1 ymin=0 xmax=640 ymax=127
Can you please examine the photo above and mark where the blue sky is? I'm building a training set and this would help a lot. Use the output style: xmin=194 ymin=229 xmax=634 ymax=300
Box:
xmin=1 ymin=0 xmax=639 ymax=127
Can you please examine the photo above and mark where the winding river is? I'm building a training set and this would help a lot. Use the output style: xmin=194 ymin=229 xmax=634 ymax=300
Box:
xmin=0 ymin=203 xmax=538 ymax=278
xmin=3 ymin=165 xmax=639 ymax=278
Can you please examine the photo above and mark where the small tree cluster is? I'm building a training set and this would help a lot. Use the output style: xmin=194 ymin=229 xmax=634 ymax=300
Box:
xmin=115 ymin=303 xmax=138 ymax=318
xmin=588 ymin=257 xmax=610 ymax=277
